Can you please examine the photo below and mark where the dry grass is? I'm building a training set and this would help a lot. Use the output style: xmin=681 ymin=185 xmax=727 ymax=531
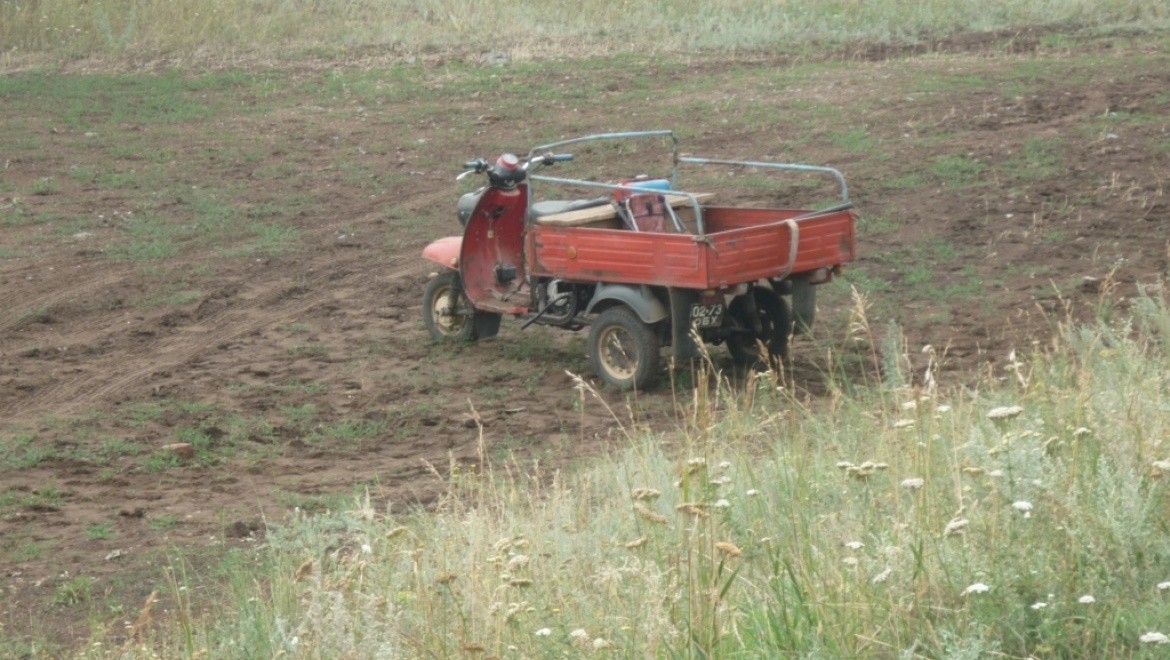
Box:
xmin=86 ymin=284 xmax=1170 ymax=658
xmin=2 ymin=0 xmax=1168 ymax=67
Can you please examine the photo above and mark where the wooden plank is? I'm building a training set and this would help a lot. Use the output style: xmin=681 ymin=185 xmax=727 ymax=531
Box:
xmin=535 ymin=193 xmax=716 ymax=227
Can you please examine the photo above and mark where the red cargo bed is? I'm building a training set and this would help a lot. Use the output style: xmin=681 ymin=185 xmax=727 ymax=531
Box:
xmin=527 ymin=206 xmax=856 ymax=289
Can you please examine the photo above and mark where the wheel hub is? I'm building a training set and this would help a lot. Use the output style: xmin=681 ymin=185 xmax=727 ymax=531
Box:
xmin=597 ymin=326 xmax=638 ymax=380
xmin=432 ymin=287 xmax=466 ymax=335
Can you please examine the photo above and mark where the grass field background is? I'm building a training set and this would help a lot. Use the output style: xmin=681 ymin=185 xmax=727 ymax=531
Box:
xmin=2 ymin=0 xmax=1170 ymax=657
xmin=2 ymin=0 xmax=1169 ymax=63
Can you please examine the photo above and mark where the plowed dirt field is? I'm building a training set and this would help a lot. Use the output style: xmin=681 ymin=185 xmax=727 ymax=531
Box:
xmin=1 ymin=32 xmax=1168 ymax=650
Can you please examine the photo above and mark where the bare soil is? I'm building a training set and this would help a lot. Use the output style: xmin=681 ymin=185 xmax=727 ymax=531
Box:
xmin=1 ymin=33 xmax=1167 ymax=652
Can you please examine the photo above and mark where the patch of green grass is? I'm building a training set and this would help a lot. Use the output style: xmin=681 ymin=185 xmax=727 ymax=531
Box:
xmin=279 ymin=380 xmax=327 ymax=395
xmin=148 ymin=514 xmax=182 ymax=531
xmin=902 ymin=263 xmax=933 ymax=287
xmin=281 ymin=404 xmax=318 ymax=430
xmin=828 ymin=129 xmax=877 ymax=153
xmin=1043 ymin=229 xmax=1068 ymax=243
xmin=141 ymin=452 xmax=183 ymax=473
xmin=86 ymin=523 xmax=115 ymax=541
xmin=0 ymin=72 xmax=226 ymax=128
xmin=0 ymin=526 xmax=54 ymax=563
xmin=1001 ymin=137 xmax=1063 ymax=181
xmin=22 ymin=178 xmax=59 ymax=196
xmin=16 ymin=305 xmax=50 ymax=322
xmin=929 ymin=239 xmax=960 ymax=262
xmin=0 ymin=434 xmax=57 ymax=471
xmin=105 ymin=214 xmax=185 ymax=262
xmin=218 ymin=223 xmax=301 ymax=257
xmin=313 ymin=419 xmax=388 ymax=443
xmin=51 ymin=577 xmax=93 ymax=606
xmin=0 ymin=198 xmax=30 ymax=225
xmin=928 ymin=155 xmax=986 ymax=188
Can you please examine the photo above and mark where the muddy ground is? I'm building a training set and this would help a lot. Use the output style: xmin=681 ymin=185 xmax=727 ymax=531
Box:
xmin=1 ymin=32 xmax=1168 ymax=652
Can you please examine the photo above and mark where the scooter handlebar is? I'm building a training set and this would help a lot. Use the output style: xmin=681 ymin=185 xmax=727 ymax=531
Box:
xmin=455 ymin=153 xmax=572 ymax=181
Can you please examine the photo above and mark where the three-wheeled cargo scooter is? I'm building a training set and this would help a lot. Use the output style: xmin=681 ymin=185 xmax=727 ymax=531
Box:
xmin=421 ymin=130 xmax=857 ymax=389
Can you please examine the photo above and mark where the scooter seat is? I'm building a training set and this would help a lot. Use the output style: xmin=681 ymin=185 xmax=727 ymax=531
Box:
xmin=528 ymin=197 xmax=611 ymax=223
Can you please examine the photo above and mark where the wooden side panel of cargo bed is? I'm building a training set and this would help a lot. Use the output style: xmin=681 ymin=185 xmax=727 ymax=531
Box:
xmin=702 ymin=208 xmax=857 ymax=287
xmin=528 ymin=226 xmax=707 ymax=288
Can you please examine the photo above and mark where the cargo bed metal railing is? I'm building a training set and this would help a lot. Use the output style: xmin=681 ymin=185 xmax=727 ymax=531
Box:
xmin=677 ymin=157 xmax=850 ymax=207
xmin=526 ymin=130 xmax=851 ymax=236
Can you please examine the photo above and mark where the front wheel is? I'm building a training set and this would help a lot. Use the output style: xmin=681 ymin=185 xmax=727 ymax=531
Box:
xmin=589 ymin=306 xmax=660 ymax=390
xmin=423 ymin=271 xmax=478 ymax=342
xmin=727 ymin=287 xmax=792 ymax=368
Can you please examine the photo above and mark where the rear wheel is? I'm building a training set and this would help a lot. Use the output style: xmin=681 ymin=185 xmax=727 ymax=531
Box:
xmin=589 ymin=306 xmax=660 ymax=390
xmin=727 ymin=287 xmax=792 ymax=368
xmin=423 ymin=271 xmax=477 ymax=342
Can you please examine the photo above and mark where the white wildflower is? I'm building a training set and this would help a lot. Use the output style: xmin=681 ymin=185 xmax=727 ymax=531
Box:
xmin=1031 ymin=602 xmax=1047 ymax=610
xmin=534 ymin=628 xmax=552 ymax=637
xmin=1153 ymin=460 xmax=1170 ymax=472
xmin=963 ymin=582 xmax=990 ymax=595
xmin=842 ymin=557 xmax=859 ymax=566
xmin=836 ymin=461 xmax=855 ymax=469
xmin=987 ymin=405 xmax=1024 ymax=420
xmin=687 ymin=457 xmax=706 ymax=466
xmin=1012 ymin=501 xmax=1033 ymax=513
xmin=361 ymin=543 xmax=373 ymax=555
xmin=746 ymin=489 xmax=759 ymax=497
xmin=845 ymin=541 xmax=865 ymax=550
xmin=901 ymin=478 xmax=925 ymax=490
xmin=1158 ymin=581 xmax=1170 ymax=591
xmin=719 ymin=461 xmax=732 ymax=470
xmin=900 ymin=400 xmax=917 ymax=411
xmin=592 ymin=638 xmax=611 ymax=650
xmin=893 ymin=419 xmax=915 ymax=429
xmin=988 ymin=470 xmax=1005 ymax=478
xmin=1078 ymin=595 xmax=1096 ymax=604
xmin=872 ymin=568 xmax=892 ymax=584
xmin=1140 ymin=632 xmax=1170 ymax=644
xmin=944 ymin=518 xmax=969 ymax=536
xmin=936 ymin=404 xmax=952 ymax=413
xmin=714 ymin=499 xmax=731 ymax=509
xmin=569 ymin=628 xmax=589 ymax=640
xmin=1073 ymin=427 xmax=1092 ymax=437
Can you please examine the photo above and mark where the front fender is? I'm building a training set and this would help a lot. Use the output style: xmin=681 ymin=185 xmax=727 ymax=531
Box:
xmin=585 ymin=284 xmax=669 ymax=325
xmin=423 ymin=236 xmax=463 ymax=269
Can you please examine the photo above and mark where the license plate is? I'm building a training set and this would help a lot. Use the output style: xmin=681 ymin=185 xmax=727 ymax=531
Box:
xmin=689 ymin=302 xmax=724 ymax=329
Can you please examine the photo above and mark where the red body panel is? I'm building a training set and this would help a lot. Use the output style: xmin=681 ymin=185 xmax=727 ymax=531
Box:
xmin=460 ymin=186 xmax=530 ymax=314
xmin=422 ymin=235 xmax=462 ymax=269
xmin=528 ymin=207 xmax=856 ymax=289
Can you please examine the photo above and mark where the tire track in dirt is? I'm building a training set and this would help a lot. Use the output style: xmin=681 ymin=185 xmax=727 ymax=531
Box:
xmin=0 ymin=256 xmax=430 ymax=417
xmin=0 ymin=270 xmax=128 ymax=334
